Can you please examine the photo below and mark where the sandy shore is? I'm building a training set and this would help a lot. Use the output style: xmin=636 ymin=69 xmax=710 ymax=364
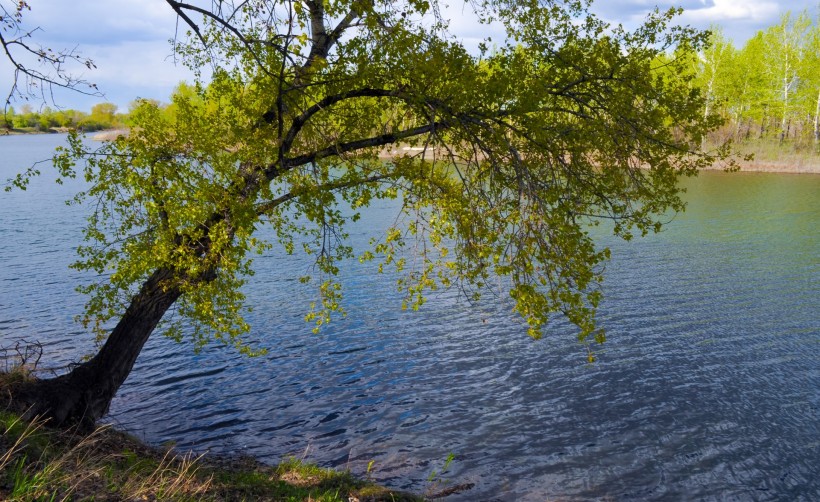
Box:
xmin=90 ymin=129 xmax=129 ymax=141
xmin=83 ymin=133 xmax=820 ymax=174
xmin=706 ymin=159 xmax=820 ymax=174
xmin=378 ymin=147 xmax=820 ymax=174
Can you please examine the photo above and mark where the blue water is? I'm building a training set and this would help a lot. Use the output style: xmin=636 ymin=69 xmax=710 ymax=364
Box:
xmin=1 ymin=134 xmax=818 ymax=500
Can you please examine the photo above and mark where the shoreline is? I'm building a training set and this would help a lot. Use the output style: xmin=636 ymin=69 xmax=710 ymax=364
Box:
xmin=703 ymin=159 xmax=820 ymax=174
xmin=5 ymin=129 xmax=819 ymax=173
xmin=0 ymin=397 xmax=426 ymax=501
xmin=1 ymin=367 xmax=451 ymax=501
xmin=378 ymin=147 xmax=820 ymax=174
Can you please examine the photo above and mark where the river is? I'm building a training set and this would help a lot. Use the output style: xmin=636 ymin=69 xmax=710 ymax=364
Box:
xmin=1 ymin=133 xmax=818 ymax=500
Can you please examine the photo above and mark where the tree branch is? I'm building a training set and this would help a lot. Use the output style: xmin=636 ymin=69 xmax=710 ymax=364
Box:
xmin=165 ymin=0 xmax=289 ymax=73
xmin=281 ymin=87 xmax=413 ymax=153
xmin=1 ymin=6 xmax=101 ymax=106
xmin=301 ymin=1 xmax=362 ymax=73
xmin=255 ymin=173 xmax=393 ymax=215
xmin=277 ymin=119 xmax=452 ymax=176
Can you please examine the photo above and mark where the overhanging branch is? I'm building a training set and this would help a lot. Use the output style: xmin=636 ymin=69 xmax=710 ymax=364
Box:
xmin=255 ymin=173 xmax=393 ymax=215
xmin=277 ymin=119 xmax=452 ymax=175
xmin=281 ymin=88 xmax=414 ymax=153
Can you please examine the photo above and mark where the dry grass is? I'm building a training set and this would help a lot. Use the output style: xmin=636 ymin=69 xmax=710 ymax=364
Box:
xmin=0 ymin=406 xmax=423 ymax=501
xmin=703 ymin=138 xmax=820 ymax=173
xmin=0 ymin=343 xmax=425 ymax=501
xmin=1 ymin=369 xmax=421 ymax=501
xmin=0 ymin=411 xmax=215 ymax=501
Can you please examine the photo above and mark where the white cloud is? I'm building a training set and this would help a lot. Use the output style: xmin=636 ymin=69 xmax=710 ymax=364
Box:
xmin=5 ymin=0 xmax=195 ymax=109
xmin=589 ymin=0 xmax=817 ymax=45
xmin=89 ymin=41 xmax=189 ymax=88
xmin=4 ymin=0 xmax=819 ymax=110
xmin=441 ymin=2 xmax=506 ymax=52
xmin=23 ymin=0 xmax=176 ymax=44
xmin=678 ymin=0 xmax=780 ymax=23
xmin=83 ymin=40 xmax=195 ymax=109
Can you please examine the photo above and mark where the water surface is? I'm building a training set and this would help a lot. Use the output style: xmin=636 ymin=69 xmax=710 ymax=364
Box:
xmin=1 ymin=134 xmax=818 ymax=500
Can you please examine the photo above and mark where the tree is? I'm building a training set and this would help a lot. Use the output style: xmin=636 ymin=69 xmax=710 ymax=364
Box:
xmin=695 ymin=27 xmax=734 ymax=121
xmin=8 ymin=0 xmax=727 ymax=428
xmin=89 ymin=102 xmax=117 ymax=123
xmin=75 ymin=102 xmax=120 ymax=131
xmin=1 ymin=104 xmax=12 ymax=129
xmin=689 ymin=26 xmax=736 ymax=145
xmin=37 ymin=105 xmax=53 ymax=130
xmin=761 ymin=11 xmax=811 ymax=142
xmin=715 ymin=33 xmax=757 ymax=140
xmin=799 ymin=13 xmax=820 ymax=146
xmin=10 ymin=100 xmax=32 ymax=127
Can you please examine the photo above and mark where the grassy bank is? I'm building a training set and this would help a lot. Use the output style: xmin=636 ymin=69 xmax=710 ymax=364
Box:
xmin=0 ymin=411 xmax=426 ymax=502
xmin=1 ymin=368 xmax=423 ymax=501
xmin=703 ymin=139 xmax=820 ymax=173
xmin=4 ymin=127 xmax=820 ymax=173
xmin=0 ymin=127 xmax=65 ymax=135
xmin=1 ymin=126 xmax=115 ymax=136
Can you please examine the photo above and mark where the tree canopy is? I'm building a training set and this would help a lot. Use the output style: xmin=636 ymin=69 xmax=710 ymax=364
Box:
xmin=7 ymin=0 xmax=728 ymax=426
xmin=689 ymin=10 xmax=820 ymax=147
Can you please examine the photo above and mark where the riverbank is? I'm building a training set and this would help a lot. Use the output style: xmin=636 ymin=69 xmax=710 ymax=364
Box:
xmin=379 ymin=146 xmax=820 ymax=174
xmin=0 ymin=369 xmax=421 ymax=501
xmin=89 ymin=128 xmax=129 ymax=141
xmin=709 ymin=158 xmax=820 ymax=174
xmin=0 ymin=126 xmax=123 ymax=138
xmin=1 ymin=126 xmax=72 ymax=135
xmin=705 ymin=144 xmax=820 ymax=173
xmin=0 ymin=409 xmax=422 ymax=501
xmin=5 ymin=128 xmax=819 ymax=173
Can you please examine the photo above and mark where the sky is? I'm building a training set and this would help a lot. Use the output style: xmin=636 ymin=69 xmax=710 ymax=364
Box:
xmin=2 ymin=0 xmax=818 ymax=112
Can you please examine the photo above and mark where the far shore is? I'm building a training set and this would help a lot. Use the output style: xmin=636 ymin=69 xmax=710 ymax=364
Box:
xmin=89 ymin=128 xmax=130 ymax=141
xmin=379 ymin=146 xmax=820 ymax=174
xmin=702 ymin=159 xmax=820 ymax=174
xmin=5 ymin=128 xmax=819 ymax=173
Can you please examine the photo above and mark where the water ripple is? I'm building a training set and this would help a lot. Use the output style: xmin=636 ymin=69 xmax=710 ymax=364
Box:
xmin=1 ymin=136 xmax=818 ymax=500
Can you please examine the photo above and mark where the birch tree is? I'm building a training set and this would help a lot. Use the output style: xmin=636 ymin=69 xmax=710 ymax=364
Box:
xmin=762 ymin=11 xmax=811 ymax=142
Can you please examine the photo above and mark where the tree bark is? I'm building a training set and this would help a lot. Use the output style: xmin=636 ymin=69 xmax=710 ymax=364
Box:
xmin=814 ymin=89 xmax=820 ymax=146
xmin=12 ymin=267 xmax=180 ymax=429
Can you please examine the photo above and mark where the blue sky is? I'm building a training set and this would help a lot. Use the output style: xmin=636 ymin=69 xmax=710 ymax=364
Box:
xmin=2 ymin=0 xmax=818 ymax=112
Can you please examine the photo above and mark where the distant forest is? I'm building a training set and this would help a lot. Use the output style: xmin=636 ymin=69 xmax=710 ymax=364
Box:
xmin=2 ymin=101 xmax=124 ymax=132
xmin=689 ymin=10 xmax=819 ymax=152
xmin=3 ymin=10 xmax=819 ymax=155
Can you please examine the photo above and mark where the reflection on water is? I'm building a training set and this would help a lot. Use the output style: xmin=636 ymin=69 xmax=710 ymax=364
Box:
xmin=1 ymin=134 xmax=818 ymax=500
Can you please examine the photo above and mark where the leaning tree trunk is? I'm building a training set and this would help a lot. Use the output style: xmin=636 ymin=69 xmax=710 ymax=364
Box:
xmin=13 ymin=267 xmax=180 ymax=429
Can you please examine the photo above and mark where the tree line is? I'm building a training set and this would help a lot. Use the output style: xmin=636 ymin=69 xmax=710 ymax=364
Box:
xmin=693 ymin=10 xmax=820 ymax=150
xmin=2 ymin=102 xmax=124 ymax=132
xmin=5 ymin=10 xmax=819 ymax=153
